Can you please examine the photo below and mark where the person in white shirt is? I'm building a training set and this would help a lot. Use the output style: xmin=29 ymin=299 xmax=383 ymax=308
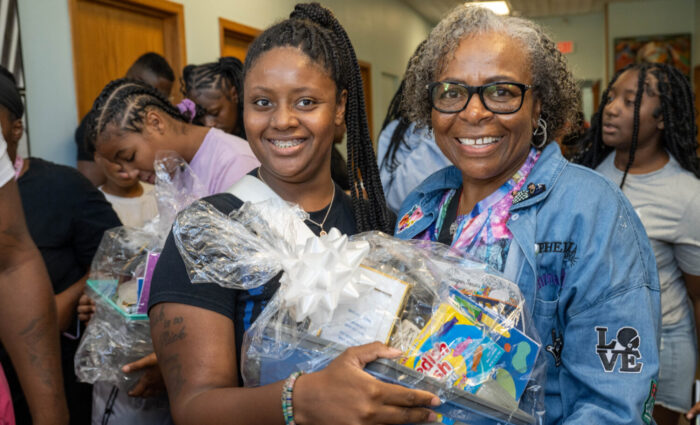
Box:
xmin=95 ymin=153 xmax=158 ymax=228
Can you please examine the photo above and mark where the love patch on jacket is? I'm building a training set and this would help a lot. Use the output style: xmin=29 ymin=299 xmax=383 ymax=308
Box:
xmin=595 ymin=326 xmax=643 ymax=373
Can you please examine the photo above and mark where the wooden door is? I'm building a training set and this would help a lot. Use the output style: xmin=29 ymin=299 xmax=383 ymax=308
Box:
xmin=219 ymin=18 xmax=260 ymax=62
xmin=69 ymin=0 xmax=186 ymax=119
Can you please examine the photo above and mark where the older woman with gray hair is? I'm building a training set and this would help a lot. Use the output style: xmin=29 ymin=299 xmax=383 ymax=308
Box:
xmin=394 ymin=5 xmax=661 ymax=423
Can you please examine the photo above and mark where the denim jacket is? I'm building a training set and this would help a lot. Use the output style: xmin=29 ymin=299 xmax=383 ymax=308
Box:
xmin=395 ymin=143 xmax=661 ymax=424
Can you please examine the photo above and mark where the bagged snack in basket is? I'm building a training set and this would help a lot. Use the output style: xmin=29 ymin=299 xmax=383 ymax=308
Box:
xmin=173 ymin=196 xmax=547 ymax=424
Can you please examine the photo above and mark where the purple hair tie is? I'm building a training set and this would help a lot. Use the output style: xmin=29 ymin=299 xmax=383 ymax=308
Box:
xmin=177 ymin=98 xmax=197 ymax=122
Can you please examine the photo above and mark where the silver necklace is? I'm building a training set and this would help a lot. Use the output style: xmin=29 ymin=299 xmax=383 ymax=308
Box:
xmin=257 ymin=169 xmax=335 ymax=236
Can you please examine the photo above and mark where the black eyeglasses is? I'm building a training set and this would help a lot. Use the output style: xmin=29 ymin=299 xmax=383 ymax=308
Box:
xmin=427 ymin=81 xmax=533 ymax=114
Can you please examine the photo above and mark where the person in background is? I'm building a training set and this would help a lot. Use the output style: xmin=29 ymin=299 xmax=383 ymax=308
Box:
xmin=575 ymin=62 xmax=700 ymax=425
xmin=95 ymin=153 xmax=158 ymax=229
xmin=85 ymin=78 xmax=259 ymax=197
xmin=395 ymin=6 xmax=660 ymax=423
xmin=182 ymin=57 xmax=245 ymax=138
xmin=87 ymin=154 xmax=168 ymax=425
xmin=76 ymin=52 xmax=175 ymax=186
xmin=377 ymin=42 xmax=451 ymax=213
xmin=0 ymin=68 xmax=78 ymax=425
xmin=0 ymin=66 xmax=121 ymax=424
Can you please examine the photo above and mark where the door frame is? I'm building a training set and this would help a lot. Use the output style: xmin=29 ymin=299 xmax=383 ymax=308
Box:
xmin=218 ymin=17 xmax=261 ymax=58
xmin=68 ymin=0 xmax=187 ymax=119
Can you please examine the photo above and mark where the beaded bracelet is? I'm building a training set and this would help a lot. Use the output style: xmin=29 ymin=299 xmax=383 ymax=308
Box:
xmin=281 ymin=371 xmax=303 ymax=425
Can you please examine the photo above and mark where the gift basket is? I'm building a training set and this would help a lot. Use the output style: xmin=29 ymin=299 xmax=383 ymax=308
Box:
xmin=173 ymin=196 xmax=546 ymax=425
xmin=74 ymin=153 xmax=206 ymax=390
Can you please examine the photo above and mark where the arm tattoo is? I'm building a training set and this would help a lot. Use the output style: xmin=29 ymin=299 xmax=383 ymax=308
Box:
xmin=153 ymin=305 xmax=188 ymax=399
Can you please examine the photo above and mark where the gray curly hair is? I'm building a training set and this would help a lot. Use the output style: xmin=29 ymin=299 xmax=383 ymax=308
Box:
xmin=402 ymin=6 xmax=581 ymax=142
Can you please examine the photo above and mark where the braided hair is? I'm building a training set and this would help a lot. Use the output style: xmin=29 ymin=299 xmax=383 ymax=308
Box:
xmin=379 ymin=80 xmax=411 ymax=174
xmin=84 ymin=78 xmax=187 ymax=156
xmin=244 ymin=2 xmax=393 ymax=234
xmin=182 ymin=57 xmax=246 ymax=138
xmin=379 ymin=41 xmax=426 ymax=174
xmin=575 ymin=63 xmax=700 ymax=187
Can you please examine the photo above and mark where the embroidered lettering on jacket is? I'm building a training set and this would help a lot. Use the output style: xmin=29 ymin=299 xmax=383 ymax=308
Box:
xmin=595 ymin=326 xmax=643 ymax=373
xmin=397 ymin=205 xmax=423 ymax=233
xmin=535 ymin=241 xmax=578 ymax=267
xmin=545 ymin=328 xmax=563 ymax=367
xmin=537 ymin=269 xmax=566 ymax=290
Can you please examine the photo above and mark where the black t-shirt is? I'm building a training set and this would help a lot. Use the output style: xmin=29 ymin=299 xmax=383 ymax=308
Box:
xmin=17 ymin=158 xmax=122 ymax=292
xmin=148 ymin=179 xmax=357 ymax=382
xmin=4 ymin=158 xmax=121 ymax=423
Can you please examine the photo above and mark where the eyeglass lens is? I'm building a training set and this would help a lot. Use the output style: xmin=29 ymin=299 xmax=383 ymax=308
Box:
xmin=432 ymin=82 xmax=525 ymax=113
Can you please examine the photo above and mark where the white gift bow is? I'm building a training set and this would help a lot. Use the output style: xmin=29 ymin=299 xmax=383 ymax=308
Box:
xmin=278 ymin=227 xmax=374 ymax=325
xmin=238 ymin=196 xmax=377 ymax=325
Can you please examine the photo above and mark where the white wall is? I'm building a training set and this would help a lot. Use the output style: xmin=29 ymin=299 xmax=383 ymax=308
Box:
xmin=17 ymin=0 xmax=79 ymax=166
xmin=533 ymin=13 xmax=606 ymax=83
xmin=17 ymin=0 xmax=431 ymax=166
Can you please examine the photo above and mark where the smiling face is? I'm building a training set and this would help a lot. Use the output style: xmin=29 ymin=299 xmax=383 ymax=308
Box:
xmin=431 ymin=32 xmax=540 ymax=187
xmin=601 ymin=69 xmax=664 ymax=151
xmin=188 ymin=86 xmax=239 ymax=134
xmin=243 ymin=46 xmax=346 ymax=184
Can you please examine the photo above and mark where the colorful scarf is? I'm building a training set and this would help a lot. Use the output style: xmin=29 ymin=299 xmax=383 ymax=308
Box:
xmin=419 ymin=148 xmax=540 ymax=271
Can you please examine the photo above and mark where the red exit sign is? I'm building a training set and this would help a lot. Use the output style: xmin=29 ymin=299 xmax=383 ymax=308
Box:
xmin=557 ymin=41 xmax=574 ymax=54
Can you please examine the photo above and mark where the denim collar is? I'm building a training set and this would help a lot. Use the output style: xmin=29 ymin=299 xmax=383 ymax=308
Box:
xmin=411 ymin=143 xmax=566 ymax=209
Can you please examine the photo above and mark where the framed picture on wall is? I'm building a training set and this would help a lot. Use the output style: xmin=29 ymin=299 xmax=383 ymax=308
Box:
xmin=614 ymin=33 xmax=691 ymax=77
xmin=0 ymin=0 xmax=29 ymax=157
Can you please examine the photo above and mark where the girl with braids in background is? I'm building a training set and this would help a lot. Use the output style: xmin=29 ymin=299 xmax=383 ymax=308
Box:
xmin=79 ymin=77 xmax=259 ymax=424
xmin=575 ymin=63 xmax=700 ymax=425
xmin=147 ymin=4 xmax=441 ymax=425
xmin=182 ymin=57 xmax=246 ymax=138
xmin=377 ymin=41 xmax=450 ymax=213
xmin=395 ymin=6 xmax=659 ymax=423
xmin=84 ymin=78 xmax=259 ymax=196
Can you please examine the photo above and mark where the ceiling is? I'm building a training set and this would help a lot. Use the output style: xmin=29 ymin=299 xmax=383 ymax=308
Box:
xmin=401 ymin=0 xmax=636 ymax=23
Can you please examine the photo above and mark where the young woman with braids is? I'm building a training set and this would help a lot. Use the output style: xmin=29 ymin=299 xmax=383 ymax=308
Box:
xmin=182 ymin=57 xmax=246 ymax=137
xmin=84 ymin=78 xmax=259 ymax=196
xmin=395 ymin=6 xmax=660 ymax=423
xmin=576 ymin=63 xmax=700 ymax=425
xmin=146 ymin=4 xmax=440 ymax=425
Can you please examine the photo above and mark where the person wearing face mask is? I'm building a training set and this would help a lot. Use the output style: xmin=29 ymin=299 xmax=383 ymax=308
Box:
xmin=575 ymin=63 xmax=700 ymax=425
xmin=394 ymin=6 xmax=661 ymax=424
xmin=0 ymin=65 xmax=121 ymax=424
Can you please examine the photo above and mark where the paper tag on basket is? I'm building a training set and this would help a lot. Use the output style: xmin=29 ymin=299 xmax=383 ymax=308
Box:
xmin=311 ymin=266 xmax=410 ymax=346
